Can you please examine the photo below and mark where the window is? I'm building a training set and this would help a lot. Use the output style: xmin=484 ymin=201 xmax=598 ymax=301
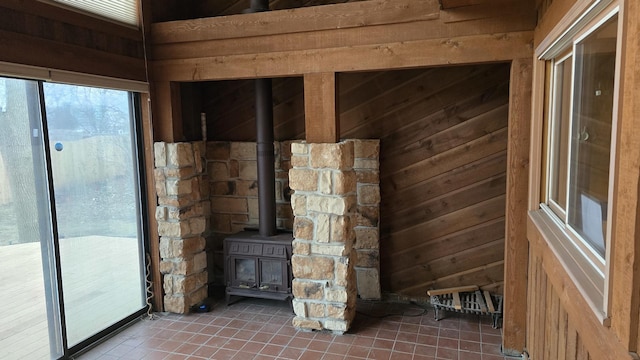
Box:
xmin=44 ymin=0 xmax=139 ymax=27
xmin=536 ymin=1 xmax=621 ymax=320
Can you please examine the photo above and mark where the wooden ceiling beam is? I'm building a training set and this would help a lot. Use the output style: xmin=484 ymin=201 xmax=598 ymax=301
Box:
xmin=150 ymin=0 xmax=440 ymax=44
xmin=151 ymin=31 xmax=533 ymax=82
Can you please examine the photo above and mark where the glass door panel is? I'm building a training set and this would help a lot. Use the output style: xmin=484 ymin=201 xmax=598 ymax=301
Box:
xmin=42 ymin=83 xmax=145 ymax=347
xmin=0 ymin=78 xmax=63 ymax=359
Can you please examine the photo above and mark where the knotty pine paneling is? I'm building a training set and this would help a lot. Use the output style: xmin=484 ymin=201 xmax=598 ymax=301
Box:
xmin=202 ymin=62 xmax=510 ymax=297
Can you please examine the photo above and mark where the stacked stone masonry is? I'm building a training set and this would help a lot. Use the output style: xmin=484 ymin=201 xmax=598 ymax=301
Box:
xmin=154 ymin=141 xmax=210 ymax=314
xmin=153 ymin=139 xmax=380 ymax=319
xmin=289 ymin=140 xmax=380 ymax=333
xmin=205 ymin=141 xmax=293 ymax=285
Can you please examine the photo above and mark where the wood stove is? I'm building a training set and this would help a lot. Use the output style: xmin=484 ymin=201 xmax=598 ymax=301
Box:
xmin=224 ymin=231 xmax=293 ymax=303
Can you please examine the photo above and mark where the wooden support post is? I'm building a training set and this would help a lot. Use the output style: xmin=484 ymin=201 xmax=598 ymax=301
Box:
xmin=151 ymin=81 xmax=184 ymax=143
xmin=304 ymin=72 xmax=339 ymax=143
xmin=502 ymin=58 xmax=532 ymax=356
xmin=140 ymin=93 xmax=163 ymax=311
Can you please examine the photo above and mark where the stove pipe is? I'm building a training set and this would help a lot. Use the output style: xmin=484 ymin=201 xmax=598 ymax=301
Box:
xmin=245 ymin=0 xmax=277 ymax=237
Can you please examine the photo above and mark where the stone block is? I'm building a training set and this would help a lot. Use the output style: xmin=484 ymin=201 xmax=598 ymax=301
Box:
xmin=163 ymin=166 xmax=195 ymax=179
xmin=333 ymin=171 xmax=357 ymax=195
xmin=292 ymin=299 xmax=307 ymax=318
xmin=168 ymin=143 xmax=195 ymax=168
xmin=154 ymin=142 xmax=167 ymax=167
xmin=280 ymin=140 xmax=293 ymax=159
xmin=356 ymin=268 xmax=381 ymax=300
xmin=236 ymin=180 xmax=259 ymax=196
xmin=306 ymin=195 xmax=354 ymax=215
xmin=230 ymin=142 xmax=256 ymax=160
xmin=289 ymin=169 xmax=318 ymax=192
xmin=294 ymin=217 xmax=314 ymax=241
xmin=193 ymin=251 xmax=207 ymax=271
xmin=155 ymin=206 xmax=168 ymax=222
xmin=159 ymin=260 xmax=173 ymax=274
xmin=356 ymin=249 xmax=379 ymax=268
xmin=164 ymin=294 xmax=188 ymax=314
xmin=229 ymin=160 xmax=239 ymax=178
xmin=315 ymin=213 xmax=330 ymax=243
xmin=353 ymin=158 xmax=379 ymax=170
xmin=210 ymin=197 xmax=248 ymax=214
xmin=211 ymin=214 xmax=232 ymax=233
xmin=327 ymin=303 xmax=347 ymax=320
xmin=188 ymin=217 xmax=207 ymax=235
xmin=291 ymin=155 xmax=309 ymax=168
xmin=158 ymin=221 xmax=190 ymax=238
xmin=323 ymin=319 xmax=351 ymax=334
xmin=208 ymin=162 xmax=229 ymax=181
xmin=325 ymin=288 xmax=348 ymax=303
xmin=291 ymin=194 xmax=307 ymax=216
xmin=157 ymin=196 xmax=193 ymax=208
xmin=166 ymin=179 xmax=192 ymax=196
xmin=308 ymin=303 xmax=326 ymax=318
xmin=292 ymin=279 xmax=324 ymax=300
xmin=187 ymin=285 xmax=208 ymax=308
xmin=292 ymin=239 xmax=311 ymax=256
xmin=334 ymin=256 xmax=351 ymax=287
xmin=206 ymin=142 xmax=230 ymax=160
xmin=291 ymin=142 xmax=308 ymax=155
xmin=159 ymin=237 xmax=173 ymax=259
xmin=292 ymin=255 xmax=334 ymax=280
xmin=248 ymin=198 xmax=259 ymax=221
xmin=154 ymin=169 xmax=167 ymax=197
xmin=318 ymin=170 xmax=332 ymax=195
xmin=330 ymin=215 xmax=352 ymax=243
xmin=354 ymin=227 xmax=379 ymax=249
xmin=292 ymin=317 xmax=322 ymax=330
xmin=356 ymin=206 xmax=379 ymax=227
xmin=239 ymin=160 xmax=257 ymax=180
xmin=358 ymin=184 xmax=380 ymax=205
xmin=353 ymin=139 xmax=380 ymax=159
xmin=311 ymin=244 xmax=348 ymax=257
xmin=193 ymin=141 xmax=205 ymax=173
xmin=355 ymin=170 xmax=380 ymax=184
xmin=309 ymin=142 xmax=354 ymax=170
xmin=211 ymin=181 xmax=235 ymax=196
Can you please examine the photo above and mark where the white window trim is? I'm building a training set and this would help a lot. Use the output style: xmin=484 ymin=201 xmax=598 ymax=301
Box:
xmin=534 ymin=0 xmax=622 ymax=324
xmin=0 ymin=61 xmax=149 ymax=93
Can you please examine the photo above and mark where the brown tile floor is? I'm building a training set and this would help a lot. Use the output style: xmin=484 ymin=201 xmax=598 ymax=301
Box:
xmin=77 ymin=298 xmax=518 ymax=360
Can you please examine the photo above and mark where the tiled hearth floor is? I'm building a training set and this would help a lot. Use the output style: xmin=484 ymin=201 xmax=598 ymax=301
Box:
xmin=77 ymin=297 xmax=518 ymax=360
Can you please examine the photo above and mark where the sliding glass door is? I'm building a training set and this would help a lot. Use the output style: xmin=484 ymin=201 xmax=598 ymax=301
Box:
xmin=0 ymin=77 xmax=146 ymax=359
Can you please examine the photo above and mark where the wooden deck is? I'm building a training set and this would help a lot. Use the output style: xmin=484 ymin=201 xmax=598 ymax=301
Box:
xmin=0 ymin=236 xmax=145 ymax=360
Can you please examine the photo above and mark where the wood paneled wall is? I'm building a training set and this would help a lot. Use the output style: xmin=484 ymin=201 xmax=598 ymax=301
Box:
xmin=0 ymin=1 xmax=145 ymax=81
xmin=201 ymin=62 xmax=510 ymax=298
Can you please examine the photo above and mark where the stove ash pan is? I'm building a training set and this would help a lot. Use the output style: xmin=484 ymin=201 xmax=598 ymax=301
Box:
xmin=224 ymin=231 xmax=293 ymax=304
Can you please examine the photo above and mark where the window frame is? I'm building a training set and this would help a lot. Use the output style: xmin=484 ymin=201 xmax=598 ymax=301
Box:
xmin=534 ymin=0 xmax=622 ymax=324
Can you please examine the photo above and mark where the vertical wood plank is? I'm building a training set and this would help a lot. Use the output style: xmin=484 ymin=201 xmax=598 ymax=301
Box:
xmin=304 ymin=72 xmax=339 ymax=143
xmin=557 ymin=306 xmax=568 ymax=360
xmin=502 ymin=57 xmax=532 ymax=355
xmin=140 ymin=92 xmax=163 ymax=311
xmin=151 ymin=81 xmax=184 ymax=142
xmin=566 ymin=319 xmax=578 ymax=360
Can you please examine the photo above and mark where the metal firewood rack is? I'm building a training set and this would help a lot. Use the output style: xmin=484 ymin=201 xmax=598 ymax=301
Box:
xmin=427 ymin=285 xmax=503 ymax=329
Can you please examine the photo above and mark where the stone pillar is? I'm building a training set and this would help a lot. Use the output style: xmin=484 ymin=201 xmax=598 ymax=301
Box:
xmin=352 ymin=140 xmax=381 ymax=300
xmin=154 ymin=141 xmax=209 ymax=313
xmin=289 ymin=141 xmax=358 ymax=333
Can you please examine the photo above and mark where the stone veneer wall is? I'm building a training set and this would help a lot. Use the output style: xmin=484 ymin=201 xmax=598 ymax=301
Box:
xmin=153 ymin=141 xmax=210 ymax=313
xmin=288 ymin=140 xmax=380 ymax=333
xmin=352 ymin=140 xmax=381 ymax=300
xmin=205 ymin=141 xmax=293 ymax=285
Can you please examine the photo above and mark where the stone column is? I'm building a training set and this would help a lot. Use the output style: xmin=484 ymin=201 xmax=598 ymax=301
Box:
xmin=352 ymin=140 xmax=381 ymax=300
xmin=153 ymin=141 xmax=209 ymax=313
xmin=289 ymin=141 xmax=358 ymax=333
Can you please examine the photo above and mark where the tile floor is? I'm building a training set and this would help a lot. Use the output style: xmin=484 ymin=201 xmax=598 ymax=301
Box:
xmin=77 ymin=298 xmax=518 ymax=360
